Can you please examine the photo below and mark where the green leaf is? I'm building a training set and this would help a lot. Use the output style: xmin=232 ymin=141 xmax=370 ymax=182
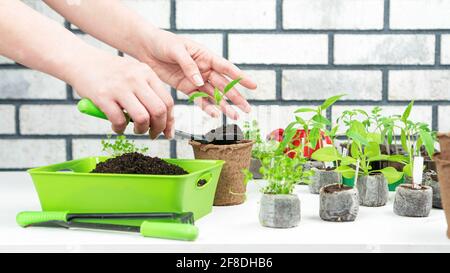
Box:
xmin=223 ymin=78 xmax=242 ymax=94
xmin=336 ymin=165 xmax=356 ymax=179
xmin=364 ymin=142 xmax=381 ymax=158
xmin=347 ymin=129 xmax=368 ymax=146
xmin=400 ymin=129 xmax=409 ymax=154
xmin=379 ymin=167 xmax=404 ymax=184
xmin=351 ymin=141 xmax=360 ymax=158
xmin=312 ymin=114 xmax=331 ymax=126
xmin=401 ymin=101 xmax=414 ymax=122
xmin=295 ymin=108 xmax=317 ymax=113
xmin=341 ymin=156 xmax=357 ymax=166
xmin=188 ymin=92 xmax=210 ymax=103
xmin=321 ymin=94 xmax=346 ymax=110
xmin=403 ymin=163 xmax=412 ymax=177
xmin=419 ymin=129 xmax=435 ymax=159
xmin=309 ymin=127 xmax=321 ymax=148
xmin=367 ymin=133 xmax=382 ymax=144
xmin=386 ymin=154 xmax=409 ymax=164
xmin=311 ymin=147 xmax=341 ymax=162
xmin=213 ymin=87 xmax=223 ymax=105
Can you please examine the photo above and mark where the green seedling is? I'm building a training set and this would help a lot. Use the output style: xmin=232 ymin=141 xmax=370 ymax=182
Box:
xmin=101 ymin=135 xmax=149 ymax=157
xmin=293 ymin=94 xmax=345 ymax=152
xmin=312 ymin=119 xmax=403 ymax=184
xmin=188 ymin=78 xmax=242 ymax=105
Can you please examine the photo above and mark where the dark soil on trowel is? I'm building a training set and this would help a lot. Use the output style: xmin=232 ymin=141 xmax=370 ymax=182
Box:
xmin=91 ymin=152 xmax=188 ymax=175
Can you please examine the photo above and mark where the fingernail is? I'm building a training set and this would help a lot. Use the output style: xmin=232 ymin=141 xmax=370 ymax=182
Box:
xmin=193 ymin=74 xmax=204 ymax=87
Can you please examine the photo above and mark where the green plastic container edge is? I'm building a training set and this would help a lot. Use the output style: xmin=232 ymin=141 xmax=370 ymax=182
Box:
xmin=28 ymin=156 xmax=225 ymax=179
xmin=342 ymin=174 xmax=405 ymax=191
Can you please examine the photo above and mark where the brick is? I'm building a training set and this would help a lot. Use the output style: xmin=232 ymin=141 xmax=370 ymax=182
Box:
xmin=0 ymin=105 xmax=15 ymax=134
xmin=229 ymin=34 xmax=328 ymax=64
xmin=440 ymin=35 xmax=450 ymax=64
xmin=439 ymin=106 xmax=450 ymax=132
xmin=282 ymin=70 xmax=382 ymax=101
xmin=332 ymin=105 xmax=433 ymax=135
xmin=227 ymin=105 xmax=316 ymax=139
xmin=123 ymin=0 xmax=171 ymax=29
xmin=174 ymin=105 xmax=222 ymax=136
xmin=389 ymin=71 xmax=450 ymax=101
xmin=391 ymin=0 xmax=450 ymax=29
xmin=180 ymin=34 xmax=223 ymax=56
xmin=176 ymin=140 xmax=195 ymax=159
xmin=240 ymin=70 xmax=276 ymax=100
xmin=283 ymin=0 xmax=384 ymax=30
xmin=72 ymin=138 xmax=171 ymax=159
xmin=334 ymin=35 xmax=435 ymax=65
xmin=0 ymin=70 xmax=66 ymax=100
xmin=0 ymin=139 xmax=66 ymax=169
xmin=22 ymin=0 xmax=65 ymax=24
xmin=76 ymin=34 xmax=118 ymax=55
xmin=20 ymin=105 xmax=119 ymax=135
xmin=176 ymin=0 xmax=276 ymax=30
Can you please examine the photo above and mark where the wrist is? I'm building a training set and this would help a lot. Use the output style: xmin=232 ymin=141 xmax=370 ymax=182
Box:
xmin=130 ymin=23 xmax=163 ymax=62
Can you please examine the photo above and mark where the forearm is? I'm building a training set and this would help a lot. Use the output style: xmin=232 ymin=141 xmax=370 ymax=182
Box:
xmin=44 ymin=0 xmax=156 ymax=61
xmin=0 ymin=0 xmax=105 ymax=85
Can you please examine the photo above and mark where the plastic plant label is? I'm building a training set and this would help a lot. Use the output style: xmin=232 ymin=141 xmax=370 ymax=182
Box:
xmin=342 ymin=147 xmax=348 ymax=157
xmin=354 ymin=159 xmax=360 ymax=184
xmin=413 ymin=156 xmax=424 ymax=187
xmin=324 ymin=161 xmax=334 ymax=168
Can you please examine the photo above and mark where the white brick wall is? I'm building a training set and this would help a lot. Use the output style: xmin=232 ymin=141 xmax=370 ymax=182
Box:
xmin=439 ymin=106 xmax=450 ymax=132
xmin=0 ymin=139 xmax=66 ymax=168
xmin=20 ymin=105 xmax=113 ymax=135
xmin=0 ymin=105 xmax=15 ymax=134
xmin=72 ymin=138 xmax=171 ymax=159
xmin=389 ymin=71 xmax=450 ymax=101
xmin=390 ymin=0 xmax=450 ymax=29
xmin=123 ymin=0 xmax=171 ymax=29
xmin=282 ymin=70 xmax=382 ymax=101
xmin=1 ymin=0 xmax=450 ymax=169
xmin=0 ymin=70 xmax=66 ymax=100
xmin=229 ymin=34 xmax=328 ymax=64
xmin=283 ymin=0 xmax=384 ymax=30
xmin=176 ymin=0 xmax=276 ymax=30
xmin=334 ymin=35 xmax=435 ymax=65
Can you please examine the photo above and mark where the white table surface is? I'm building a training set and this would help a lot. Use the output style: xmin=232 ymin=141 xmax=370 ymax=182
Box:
xmin=1 ymin=172 xmax=449 ymax=253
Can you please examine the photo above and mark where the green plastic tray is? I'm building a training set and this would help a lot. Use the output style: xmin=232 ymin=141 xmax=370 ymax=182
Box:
xmin=28 ymin=157 xmax=224 ymax=221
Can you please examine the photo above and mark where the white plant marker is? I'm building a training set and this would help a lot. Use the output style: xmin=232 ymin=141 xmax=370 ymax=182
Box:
xmin=412 ymin=156 xmax=424 ymax=189
xmin=342 ymin=147 xmax=348 ymax=157
xmin=354 ymin=159 xmax=361 ymax=186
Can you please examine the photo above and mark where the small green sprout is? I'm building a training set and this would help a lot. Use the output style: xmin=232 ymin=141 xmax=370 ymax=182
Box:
xmin=188 ymin=78 xmax=242 ymax=105
xmin=101 ymin=135 xmax=149 ymax=157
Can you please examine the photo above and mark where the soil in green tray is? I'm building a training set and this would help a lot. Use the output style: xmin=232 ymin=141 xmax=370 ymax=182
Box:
xmin=91 ymin=152 xmax=188 ymax=175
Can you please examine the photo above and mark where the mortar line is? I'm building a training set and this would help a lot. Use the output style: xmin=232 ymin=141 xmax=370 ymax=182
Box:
xmin=170 ymin=139 xmax=177 ymax=158
xmin=435 ymin=34 xmax=442 ymax=66
xmin=432 ymin=105 xmax=439 ymax=131
xmin=275 ymin=68 xmax=282 ymax=100
xmin=170 ymin=0 xmax=177 ymax=30
xmin=66 ymin=137 xmax=73 ymax=161
xmin=328 ymin=33 xmax=334 ymax=65
xmin=383 ymin=0 xmax=390 ymax=31
xmin=276 ymin=0 xmax=283 ymax=31
xmin=382 ymin=69 xmax=389 ymax=103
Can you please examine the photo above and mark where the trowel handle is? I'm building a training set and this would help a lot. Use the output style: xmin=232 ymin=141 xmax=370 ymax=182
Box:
xmin=77 ymin=98 xmax=131 ymax=122
xmin=17 ymin=211 xmax=69 ymax=227
xmin=140 ymin=221 xmax=199 ymax=241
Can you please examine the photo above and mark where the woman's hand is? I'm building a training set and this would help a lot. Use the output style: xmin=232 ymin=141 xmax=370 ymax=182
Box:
xmin=71 ymin=53 xmax=174 ymax=139
xmin=138 ymin=29 xmax=257 ymax=120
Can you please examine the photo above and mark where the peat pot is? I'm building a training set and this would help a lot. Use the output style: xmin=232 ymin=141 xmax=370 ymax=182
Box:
xmin=319 ymin=184 xmax=359 ymax=222
xmin=393 ymin=184 xmax=432 ymax=217
xmin=435 ymin=153 xmax=450 ymax=238
xmin=356 ymin=174 xmax=389 ymax=207
xmin=309 ymin=168 xmax=342 ymax=194
xmin=190 ymin=140 xmax=253 ymax=206
xmin=259 ymin=194 xmax=300 ymax=228
xmin=249 ymin=158 xmax=263 ymax=179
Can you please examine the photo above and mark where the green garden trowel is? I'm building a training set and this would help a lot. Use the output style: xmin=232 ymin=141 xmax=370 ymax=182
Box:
xmin=77 ymin=98 xmax=244 ymax=144
xmin=17 ymin=211 xmax=199 ymax=241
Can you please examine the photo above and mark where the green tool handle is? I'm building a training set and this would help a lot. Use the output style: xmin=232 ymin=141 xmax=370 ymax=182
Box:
xmin=17 ymin=211 xmax=68 ymax=227
xmin=140 ymin=221 xmax=199 ymax=241
xmin=77 ymin=98 xmax=132 ymax=122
